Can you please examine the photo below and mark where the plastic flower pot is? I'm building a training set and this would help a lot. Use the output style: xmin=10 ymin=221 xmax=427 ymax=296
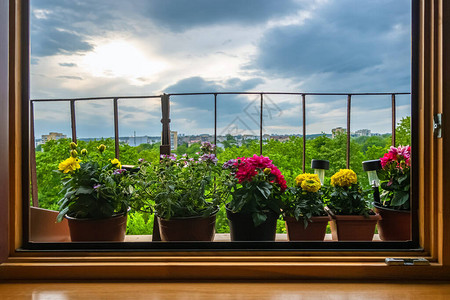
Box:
xmin=329 ymin=214 xmax=381 ymax=241
xmin=65 ymin=211 xmax=128 ymax=242
xmin=226 ymin=205 xmax=279 ymax=241
xmin=374 ymin=203 xmax=411 ymax=241
xmin=157 ymin=209 xmax=218 ymax=242
xmin=284 ymin=216 xmax=330 ymax=241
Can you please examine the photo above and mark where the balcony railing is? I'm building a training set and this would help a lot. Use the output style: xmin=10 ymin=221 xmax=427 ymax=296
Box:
xmin=29 ymin=91 xmax=410 ymax=208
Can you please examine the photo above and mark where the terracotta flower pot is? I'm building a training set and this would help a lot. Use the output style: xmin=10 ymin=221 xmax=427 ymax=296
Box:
xmin=66 ymin=212 xmax=128 ymax=242
xmin=158 ymin=210 xmax=217 ymax=241
xmin=285 ymin=216 xmax=330 ymax=241
xmin=374 ymin=204 xmax=411 ymax=241
xmin=330 ymin=214 xmax=381 ymax=241
xmin=226 ymin=206 xmax=279 ymax=241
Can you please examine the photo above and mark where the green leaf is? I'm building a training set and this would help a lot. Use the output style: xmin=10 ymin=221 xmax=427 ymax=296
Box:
xmin=252 ymin=212 xmax=267 ymax=227
xmin=391 ymin=191 xmax=410 ymax=207
xmin=56 ymin=207 xmax=69 ymax=223
xmin=76 ymin=186 xmax=94 ymax=195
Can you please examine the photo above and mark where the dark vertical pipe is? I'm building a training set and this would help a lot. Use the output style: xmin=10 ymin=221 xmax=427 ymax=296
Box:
xmin=302 ymin=94 xmax=306 ymax=173
xmin=346 ymin=94 xmax=351 ymax=169
xmin=113 ymin=98 xmax=120 ymax=160
xmin=70 ymin=100 xmax=77 ymax=144
xmin=214 ymin=93 xmax=217 ymax=148
xmin=154 ymin=94 xmax=171 ymax=242
xmin=260 ymin=93 xmax=263 ymax=155
xmin=29 ymin=102 xmax=38 ymax=207
xmin=391 ymin=94 xmax=396 ymax=146
xmin=160 ymin=94 xmax=171 ymax=156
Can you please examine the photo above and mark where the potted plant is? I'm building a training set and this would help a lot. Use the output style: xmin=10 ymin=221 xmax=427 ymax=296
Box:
xmin=375 ymin=145 xmax=411 ymax=240
xmin=134 ymin=142 xmax=225 ymax=241
xmin=222 ymin=155 xmax=287 ymax=241
xmin=326 ymin=169 xmax=380 ymax=241
xmin=56 ymin=143 xmax=134 ymax=242
xmin=282 ymin=173 xmax=329 ymax=241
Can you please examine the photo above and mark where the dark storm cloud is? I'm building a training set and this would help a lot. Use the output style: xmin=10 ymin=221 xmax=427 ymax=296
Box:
xmin=142 ymin=0 xmax=306 ymax=31
xmin=30 ymin=0 xmax=126 ymax=57
xmin=248 ymin=0 xmax=411 ymax=92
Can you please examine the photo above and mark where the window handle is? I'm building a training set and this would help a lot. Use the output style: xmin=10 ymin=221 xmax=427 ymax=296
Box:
xmin=434 ymin=113 xmax=442 ymax=138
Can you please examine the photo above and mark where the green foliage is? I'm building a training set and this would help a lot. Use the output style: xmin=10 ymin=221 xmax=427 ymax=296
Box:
xmin=126 ymin=211 xmax=154 ymax=235
xmin=215 ymin=206 xmax=230 ymax=233
xmin=35 ymin=128 xmax=404 ymax=233
xmin=281 ymin=187 xmax=326 ymax=228
xmin=379 ymin=173 xmax=410 ymax=209
xmin=326 ymin=183 xmax=371 ymax=216
xmin=133 ymin=144 xmax=228 ymax=220
xmin=395 ymin=116 xmax=411 ymax=147
xmin=276 ymin=219 xmax=287 ymax=234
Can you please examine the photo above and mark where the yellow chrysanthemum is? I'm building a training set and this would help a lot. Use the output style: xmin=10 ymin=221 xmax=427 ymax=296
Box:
xmin=301 ymin=179 xmax=321 ymax=193
xmin=58 ymin=157 xmax=81 ymax=174
xmin=295 ymin=173 xmax=321 ymax=187
xmin=331 ymin=169 xmax=357 ymax=187
xmin=110 ymin=158 xmax=122 ymax=169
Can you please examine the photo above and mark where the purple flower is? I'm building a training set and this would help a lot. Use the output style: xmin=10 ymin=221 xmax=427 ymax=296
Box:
xmin=93 ymin=184 xmax=101 ymax=190
xmin=200 ymin=141 xmax=216 ymax=154
xmin=113 ymin=169 xmax=127 ymax=175
xmin=138 ymin=158 xmax=145 ymax=163
xmin=199 ymin=153 xmax=218 ymax=165
xmin=223 ymin=159 xmax=237 ymax=169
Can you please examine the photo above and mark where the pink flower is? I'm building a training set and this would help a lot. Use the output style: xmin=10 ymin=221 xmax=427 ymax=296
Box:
xmin=233 ymin=155 xmax=286 ymax=192
xmin=380 ymin=145 xmax=411 ymax=170
xmin=270 ymin=167 xmax=287 ymax=192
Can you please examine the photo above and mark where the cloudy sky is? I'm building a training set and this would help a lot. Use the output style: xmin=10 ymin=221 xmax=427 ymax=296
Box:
xmin=30 ymin=0 xmax=411 ymax=139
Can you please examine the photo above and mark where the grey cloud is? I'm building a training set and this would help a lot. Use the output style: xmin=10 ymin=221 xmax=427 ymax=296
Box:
xmin=142 ymin=0 xmax=306 ymax=32
xmin=248 ymin=0 xmax=411 ymax=92
xmin=31 ymin=0 xmax=125 ymax=57
xmin=59 ymin=63 xmax=77 ymax=67
xmin=165 ymin=76 xmax=264 ymax=94
xmin=57 ymin=75 xmax=83 ymax=80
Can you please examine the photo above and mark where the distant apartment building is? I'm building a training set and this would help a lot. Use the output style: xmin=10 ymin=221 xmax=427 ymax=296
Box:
xmin=270 ymin=135 xmax=290 ymax=142
xmin=170 ymin=131 xmax=178 ymax=151
xmin=355 ymin=129 xmax=371 ymax=137
xmin=199 ymin=134 xmax=213 ymax=142
xmin=41 ymin=132 xmax=67 ymax=143
xmin=331 ymin=127 xmax=346 ymax=138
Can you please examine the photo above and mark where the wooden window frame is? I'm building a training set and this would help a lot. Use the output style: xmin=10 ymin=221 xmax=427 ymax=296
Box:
xmin=1 ymin=0 xmax=449 ymax=280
